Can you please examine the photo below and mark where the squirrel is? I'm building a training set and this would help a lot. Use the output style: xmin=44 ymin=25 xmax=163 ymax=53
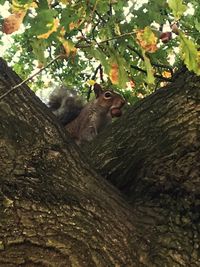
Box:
xmin=48 ymin=85 xmax=84 ymax=125
xmin=48 ymin=83 xmax=125 ymax=145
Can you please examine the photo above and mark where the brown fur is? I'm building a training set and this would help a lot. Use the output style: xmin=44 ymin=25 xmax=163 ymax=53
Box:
xmin=66 ymin=84 xmax=125 ymax=145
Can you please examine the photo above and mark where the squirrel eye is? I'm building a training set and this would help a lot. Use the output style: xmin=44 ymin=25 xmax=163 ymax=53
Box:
xmin=104 ymin=91 xmax=113 ymax=98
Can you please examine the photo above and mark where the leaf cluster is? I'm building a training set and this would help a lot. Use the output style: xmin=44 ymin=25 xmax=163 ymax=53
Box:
xmin=0 ymin=0 xmax=200 ymax=103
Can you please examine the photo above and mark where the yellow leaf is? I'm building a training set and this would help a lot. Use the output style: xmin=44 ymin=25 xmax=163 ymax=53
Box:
xmin=58 ymin=37 xmax=77 ymax=57
xmin=114 ymin=24 xmax=121 ymax=35
xmin=108 ymin=54 xmax=128 ymax=87
xmin=60 ymin=26 xmax=66 ymax=37
xmin=12 ymin=0 xmax=36 ymax=12
xmin=87 ymin=80 xmax=96 ymax=86
xmin=136 ymin=27 xmax=158 ymax=53
xmin=162 ymin=71 xmax=172 ymax=78
xmin=109 ymin=63 xmax=119 ymax=84
xmin=59 ymin=0 xmax=71 ymax=4
xmin=69 ymin=19 xmax=84 ymax=31
xmin=38 ymin=18 xmax=59 ymax=39
xmin=69 ymin=22 xmax=76 ymax=31
xmin=30 ymin=2 xmax=38 ymax=8
xmin=37 ymin=62 xmax=44 ymax=69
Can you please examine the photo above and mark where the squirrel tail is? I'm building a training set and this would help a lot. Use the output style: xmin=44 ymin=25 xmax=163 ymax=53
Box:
xmin=48 ymin=86 xmax=84 ymax=126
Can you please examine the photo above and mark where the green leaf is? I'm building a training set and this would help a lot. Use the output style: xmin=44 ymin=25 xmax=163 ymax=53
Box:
xmin=14 ymin=0 xmax=32 ymax=4
xmin=168 ymin=0 xmax=187 ymax=20
xmin=142 ymin=50 xmax=155 ymax=84
xmin=112 ymin=1 xmax=127 ymax=11
xmin=37 ymin=0 xmax=49 ymax=9
xmin=194 ymin=19 xmax=200 ymax=32
xmin=60 ymin=8 xmax=78 ymax=33
xmin=29 ymin=9 xmax=58 ymax=36
xmin=2 ymin=0 xmax=199 ymax=94
xmin=88 ymin=48 xmax=110 ymax=74
xmin=179 ymin=31 xmax=200 ymax=75
xmin=109 ymin=54 xmax=128 ymax=88
xmin=87 ymin=48 xmax=128 ymax=88
xmin=31 ymin=39 xmax=47 ymax=65
xmin=96 ymin=0 xmax=109 ymax=13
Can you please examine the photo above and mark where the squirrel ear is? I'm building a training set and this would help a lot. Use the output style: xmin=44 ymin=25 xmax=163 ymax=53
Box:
xmin=93 ymin=83 xmax=103 ymax=98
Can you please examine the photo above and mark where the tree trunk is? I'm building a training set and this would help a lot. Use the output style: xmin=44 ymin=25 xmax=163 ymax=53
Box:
xmin=0 ymin=57 xmax=200 ymax=267
xmin=84 ymin=68 xmax=200 ymax=266
xmin=0 ymin=58 xmax=138 ymax=266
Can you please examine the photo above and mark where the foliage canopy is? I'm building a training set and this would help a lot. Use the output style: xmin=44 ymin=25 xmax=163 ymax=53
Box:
xmin=0 ymin=0 xmax=200 ymax=102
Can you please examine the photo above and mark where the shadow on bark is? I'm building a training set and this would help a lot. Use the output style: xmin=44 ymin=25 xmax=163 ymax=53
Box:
xmin=0 ymin=57 xmax=200 ymax=266
xmin=84 ymin=68 xmax=200 ymax=266
xmin=0 ymin=58 xmax=139 ymax=266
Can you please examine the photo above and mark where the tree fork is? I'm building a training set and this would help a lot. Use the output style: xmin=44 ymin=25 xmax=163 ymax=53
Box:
xmin=0 ymin=58 xmax=138 ymax=266
xmin=84 ymin=68 xmax=200 ymax=267
xmin=0 ymin=58 xmax=200 ymax=266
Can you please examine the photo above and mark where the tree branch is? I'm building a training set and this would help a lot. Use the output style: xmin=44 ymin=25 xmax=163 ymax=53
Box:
xmin=76 ymin=31 xmax=136 ymax=49
xmin=131 ymin=65 xmax=173 ymax=82
xmin=0 ymin=55 xmax=62 ymax=101
xmin=77 ymin=33 xmax=174 ymax=79
xmin=128 ymin=45 xmax=174 ymax=76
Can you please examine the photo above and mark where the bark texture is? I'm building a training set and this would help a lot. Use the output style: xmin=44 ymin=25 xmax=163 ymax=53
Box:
xmin=1 ymin=57 xmax=200 ymax=267
xmin=0 ymin=58 xmax=139 ymax=266
xmin=84 ymin=68 xmax=200 ymax=266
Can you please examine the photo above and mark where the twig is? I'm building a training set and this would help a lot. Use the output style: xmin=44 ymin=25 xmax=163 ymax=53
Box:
xmin=99 ymin=65 xmax=104 ymax=83
xmin=94 ymin=10 xmax=107 ymax=23
xmin=0 ymin=55 xmax=62 ymax=101
xmin=76 ymin=31 xmax=136 ymax=49
xmin=108 ymin=1 xmax=113 ymax=16
xmin=87 ymin=64 xmax=102 ymax=101
xmin=84 ymin=0 xmax=99 ymax=32
xmin=131 ymin=65 xmax=173 ymax=82
xmin=128 ymin=45 xmax=174 ymax=75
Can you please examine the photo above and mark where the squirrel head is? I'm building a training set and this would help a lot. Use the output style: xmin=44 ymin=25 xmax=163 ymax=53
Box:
xmin=93 ymin=83 xmax=126 ymax=117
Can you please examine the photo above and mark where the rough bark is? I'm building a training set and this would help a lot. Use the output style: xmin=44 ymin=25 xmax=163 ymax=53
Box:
xmin=84 ymin=68 xmax=200 ymax=266
xmin=0 ymin=58 xmax=139 ymax=266
xmin=1 ymin=57 xmax=200 ymax=267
